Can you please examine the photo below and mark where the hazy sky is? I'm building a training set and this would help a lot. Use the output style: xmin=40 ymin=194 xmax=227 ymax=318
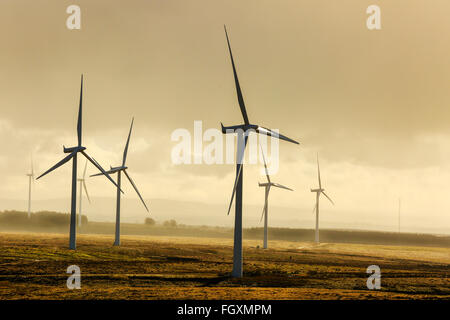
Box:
xmin=1 ymin=0 xmax=449 ymax=234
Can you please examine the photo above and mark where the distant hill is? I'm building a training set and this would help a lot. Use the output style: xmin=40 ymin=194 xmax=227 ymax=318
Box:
xmin=0 ymin=197 xmax=314 ymax=228
xmin=0 ymin=210 xmax=87 ymax=230
xmin=0 ymin=211 xmax=449 ymax=248
xmin=1 ymin=197 xmax=449 ymax=235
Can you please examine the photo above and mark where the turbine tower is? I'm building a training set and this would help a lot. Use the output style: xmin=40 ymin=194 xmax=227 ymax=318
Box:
xmin=221 ymin=26 xmax=299 ymax=277
xmin=26 ymin=156 xmax=34 ymax=219
xmin=77 ymin=160 xmax=91 ymax=227
xmin=258 ymin=148 xmax=293 ymax=249
xmin=311 ymin=154 xmax=334 ymax=244
xmin=36 ymin=75 xmax=121 ymax=250
xmin=91 ymin=118 xmax=149 ymax=246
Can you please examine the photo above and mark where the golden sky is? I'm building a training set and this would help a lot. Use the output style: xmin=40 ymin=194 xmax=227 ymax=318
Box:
xmin=0 ymin=0 xmax=449 ymax=234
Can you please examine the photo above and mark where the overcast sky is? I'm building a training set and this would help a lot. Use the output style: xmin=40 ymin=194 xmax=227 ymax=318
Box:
xmin=0 ymin=0 xmax=449 ymax=234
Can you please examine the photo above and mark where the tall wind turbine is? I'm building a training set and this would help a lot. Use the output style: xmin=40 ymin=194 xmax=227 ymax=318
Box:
xmin=26 ymin=156 xmax=34 ymax=219
xmin=221 ymin=26 xmax=299 ymax=277
xmin=311 ymin=154 xmax=334 ymax=244
xmin=258 ymin=148 xmax=293 ymax=249
xmin=77 ymin=160 xmax=91 ymax=227
xmin=36 ymin=75 xmax=121 ymax=250
xmin=91 ymin=118 xmax=149 ymax=246
xmin=398 ymin=198 xmax=401 ymax=233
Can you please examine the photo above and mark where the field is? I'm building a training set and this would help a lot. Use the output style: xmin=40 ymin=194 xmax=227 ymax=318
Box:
xmin=0 ymin=232 xmax=449 ymax=300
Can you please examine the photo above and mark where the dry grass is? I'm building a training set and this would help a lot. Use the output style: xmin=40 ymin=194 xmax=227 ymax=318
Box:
xmin=0 ymin=232 xmax=448 ymax=300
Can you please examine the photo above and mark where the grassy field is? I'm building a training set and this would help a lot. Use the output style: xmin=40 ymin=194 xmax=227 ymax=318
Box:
xmin=0 ymin=232 xmax=448 ymax=300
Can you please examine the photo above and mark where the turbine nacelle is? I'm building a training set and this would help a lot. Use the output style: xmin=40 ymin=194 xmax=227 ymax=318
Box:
xmin=259 ymin=182 xmax=270 ymax=187
xmin=63 ymin=146 xmax=86 ymax=154
xmin=111 ymin=165 xmax=128 ymax=172
xmin=221 ymin=123 xmax=257 ymax=134
xmin=102 ymin=165 xmax=128 ymax=175
xmin=311 ymin=188 xmax=324 ymax=193
xmin=90 ymin=165 xmax=125 ymax=177
xmin=221 ymin=123 xmax=299 ymax=145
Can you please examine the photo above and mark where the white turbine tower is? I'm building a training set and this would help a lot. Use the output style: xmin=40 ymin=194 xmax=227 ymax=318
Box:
xmin=37 ymin=75 xmax=121 ymax=250
xmin=77 ymin=160 xmax=91 ymax=227
xmin=259 ymin=148 xmax=293 ymax=249
xmin=91 ymin=118 xmax=149 ymax=246
xmin=221 ymin=26 xmax=299 ymax=277
xmin=26 ymin=156 xmax=34 ymax=219
xmin=311 ymin=154 xmax=334 ymax=243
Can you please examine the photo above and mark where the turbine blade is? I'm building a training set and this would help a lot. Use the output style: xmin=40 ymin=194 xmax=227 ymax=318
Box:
xmin=224 ymin=25 xmax=249 ymax=125
xmin=256 ymin=126 xmax=299 ymax=145
xmin=81 ymin=151 xmax=123 ymax=193
xmin=260 ymin=145 xmax=271 ymax=183
xmin=321 ymin=191 xmax=334 ymax=205
xmin=272 ymin=183 xmax=293 ymax=191
xmin=31 ymin=156 xmax=35 ymax=184
xmin=260 ymin=200 xmax=267 ymax=222
xmin=123 ymin=170 xmax=149 ymax=212
xmin=317 ymin=153 xmax=321 ymax=189
xmin=77 ymin=74 xmax=83 ymax=147
xmin=30 ymin=155 xmax=34 ymax=176
xmin=83 ymin=180 xmax=91 ymax=203
xmin=83 ymin=159 xmax=88 ymax=179
xmin=227 ymin=135 xmax=249 ymax=215
xmin=36 ymin=152 xmax=76 ymax=180
xmin=260 ymin=186 xmax=270 ymax=222
xmin=122 ymin=118 xmax=134 ymax=166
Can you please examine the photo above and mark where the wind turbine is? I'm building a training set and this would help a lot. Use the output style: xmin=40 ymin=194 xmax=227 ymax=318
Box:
xmin=311 ymin=154 xmax=334 ymax=244
xmin=26 ymin=156 xmax=34 ymax=219
xmin=36 ymin=75 xmax=121 ymax=250
xmin=77 ymin=160 xmax=91 ymax=227
xmin=258 ymin=148 xmax=293 ymax=249
xmin=221 ymin=26 xmax=299 ymax=277
xmin=91 ymin=118 xmax=149 ymax=246
xmin=398 ymin=198 xmax=401 ymax=233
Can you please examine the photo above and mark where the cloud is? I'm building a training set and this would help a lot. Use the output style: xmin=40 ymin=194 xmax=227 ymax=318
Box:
xmin=1 ymin=0 xmax=450 ymax=233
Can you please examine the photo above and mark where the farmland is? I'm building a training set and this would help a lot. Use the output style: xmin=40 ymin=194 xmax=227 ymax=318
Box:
xmin=0 ymin=232 xmax=448 ymax=300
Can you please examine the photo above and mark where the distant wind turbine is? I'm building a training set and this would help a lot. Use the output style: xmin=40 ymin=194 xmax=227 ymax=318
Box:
xmin=77 ymin=160 xmax=91 ymax=227
xmin=398 ymin=198 xmax=401 ymax=233
xmin=26 ymin=156 xmax=34 ymax=219
xmin=311 ymin=154 xmax=334 ymax=244
xmin=258 ymin=148 xmax=293 ymax=249
xmin=91 ymin=118 xmax=149 ymax=246
xmin=221 ymin=26 xmax=299 ymax=277
xmin=36 ymin=75 xmax=121 ymax=250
